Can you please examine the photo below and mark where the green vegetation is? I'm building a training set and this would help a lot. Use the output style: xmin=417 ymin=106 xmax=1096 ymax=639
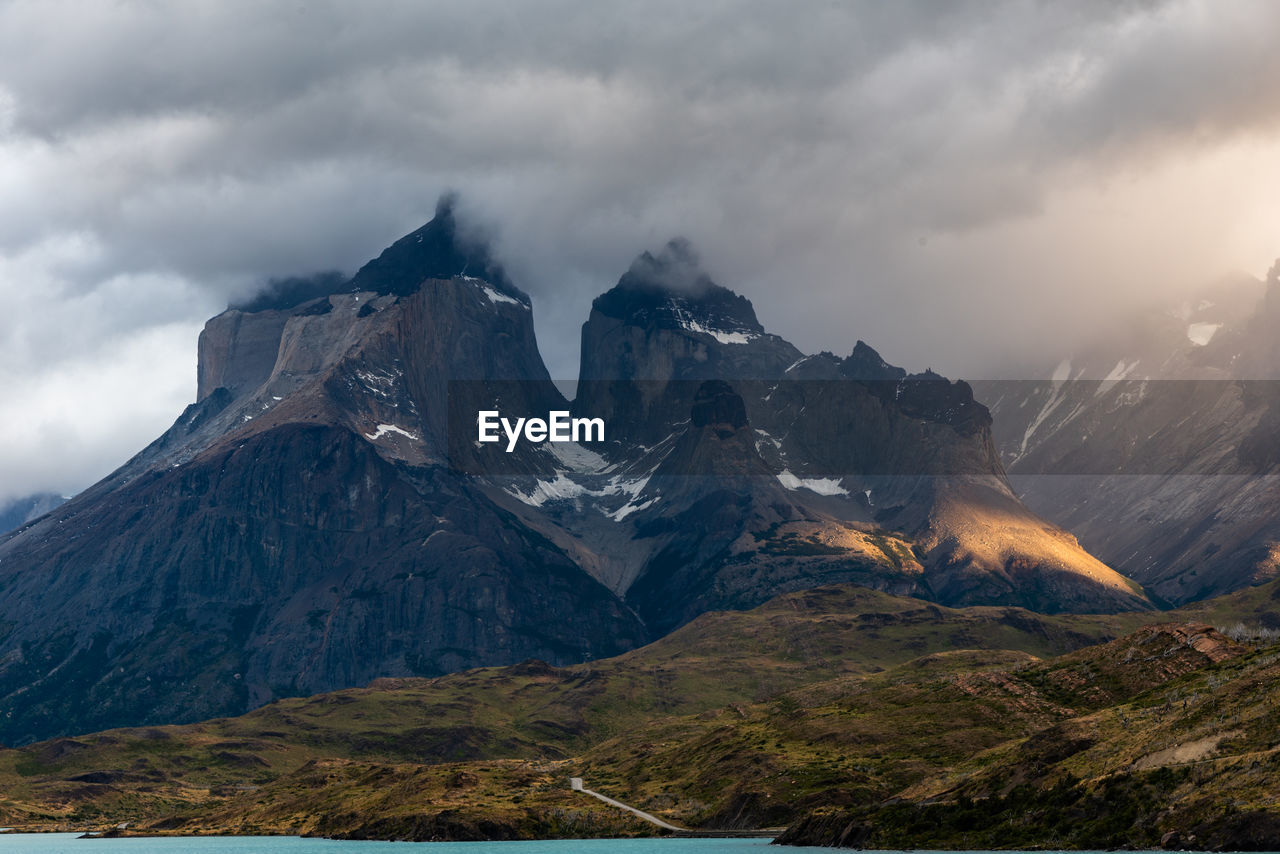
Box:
xmin=4 ymin=579 xmax=1280 ymax=845
xmin=779 ymin=619 xmax=1280 ymax=850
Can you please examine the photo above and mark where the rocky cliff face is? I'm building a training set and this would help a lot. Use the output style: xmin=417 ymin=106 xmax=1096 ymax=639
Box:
xmin=0 ymin=204 xmax=1150 ymax=746
xmin=0 ymin=198 xmax=642 ymax=746
xmin=504 ymin=242 xmax=1151 ymax=633
xmin=575 ymin=240 xmax=804 ymax=447
xmin=974 ymin=265 xmax=1280 ymax=605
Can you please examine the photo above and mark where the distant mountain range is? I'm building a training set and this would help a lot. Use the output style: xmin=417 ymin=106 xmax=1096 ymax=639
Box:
xmin=0 ymin=492 xmax=65 ymax=536
xmin=976 ymin=261 xmax=1280 ymax=606
xmin=0 ymin=196 xmax=1149 ymax=746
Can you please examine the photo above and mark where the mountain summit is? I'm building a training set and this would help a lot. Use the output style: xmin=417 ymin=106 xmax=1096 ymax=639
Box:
xmin=591 ymin=238 xmax=764 ymax=338
xmin=346 ymin=193 xmax=522 ymax=300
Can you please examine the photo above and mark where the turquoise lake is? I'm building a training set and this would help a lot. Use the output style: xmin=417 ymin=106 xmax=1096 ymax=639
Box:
xmin=0 ymin=836 xmax=807 ymax=854
xmin=0 ymin=837 xmax=1142 ymax=854
xmin=0 ymin=834 xmax=1172 ymax=854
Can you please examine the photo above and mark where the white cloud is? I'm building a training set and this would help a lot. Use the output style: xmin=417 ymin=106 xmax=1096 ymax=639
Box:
xmin=0 ymin=317 xmax=202 ymax=503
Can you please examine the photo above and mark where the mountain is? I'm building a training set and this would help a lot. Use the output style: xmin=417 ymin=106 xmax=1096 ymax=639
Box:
xmin=514 ymin=239 xmax=1149 ymax=633
xmin=0 ymin=492 xmax=65 ymax=535
xmin=0 ymin=200 xmax=1148 ymax=747
xmin=974 ymin=262 xmax=1280 ymax=605
xmin=0 ymin=197 xmax=646 ymax=746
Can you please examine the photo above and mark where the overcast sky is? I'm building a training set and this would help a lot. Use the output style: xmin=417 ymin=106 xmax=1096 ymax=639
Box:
xmin=2 ymin=0 xmax=1279 ymax=503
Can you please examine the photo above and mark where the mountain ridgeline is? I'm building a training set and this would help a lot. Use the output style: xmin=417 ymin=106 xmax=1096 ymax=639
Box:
xmin=0 ymin=198 xmax=1149 ymax=746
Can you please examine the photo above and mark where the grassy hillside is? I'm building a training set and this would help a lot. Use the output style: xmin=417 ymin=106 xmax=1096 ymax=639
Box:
xmin=777 ymin=622 xmax=1280 ymax=850
xmin=5 ymin=579 xmax=1280 ymax=843
xmin=573 ymin=622 xmax=1248 ymax=831
xmin=0 ymin=584 xmax=1145 ymax=836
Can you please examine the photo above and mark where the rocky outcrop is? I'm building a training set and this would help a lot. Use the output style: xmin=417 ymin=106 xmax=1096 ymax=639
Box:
xmin=575 ymin=239 xmax=803 ymax=446
xmin=197 ymin=308 xmax=291 ymax=402
xmin=565 ymin=249 xmax=1151 ymax=624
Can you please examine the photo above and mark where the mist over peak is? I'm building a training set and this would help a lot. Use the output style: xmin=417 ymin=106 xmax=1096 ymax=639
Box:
xmin=221 ymin=193 xmax=527 ymax=322
xmin=434 ymin=190 xmax=461 ymax=222
xmin=591 ymin=238 xmax=764 ymax=336
xmin=619 ymin=238 xmax=713 ymax=296
xmin=228 ymin=270 xmax=348 ymax=314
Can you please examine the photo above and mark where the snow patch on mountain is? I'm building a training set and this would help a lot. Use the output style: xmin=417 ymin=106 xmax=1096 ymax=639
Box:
xmin=547 ymin=441 xmax=608 ymax=473
xmin=504 ymin=473 xmax=587 ymax=506
xmin=664 ymin=300 xmax=757 ymax=344
xmin=678 ymin=317 xmax=756 ymax=344
xmin=776 ymin=469 xmax=849 ymax=496
xmin=451 ymin=274 xmax=527 ymax=309
xmin=1096 ymin=359 xmax=1140 ymax=396
xmin=754 ymin=428 xmax=781 ymax=449
xmin=610 ymin=497 xmax=657 ymax=521
xmin=482 ymin=286 xmax=526 ymax=308
xmin=365 ymin=424 xmax=419 ymax=442
xmin=504 ymin=470 xmax=651 ymax=511
xmin=1014 ymin=358 xmax=1076 ymax=458
xmin=355 ymin=368 xmax=400 ymax=399
xmin=1187 ymin=322 xmax=1222 ymax=346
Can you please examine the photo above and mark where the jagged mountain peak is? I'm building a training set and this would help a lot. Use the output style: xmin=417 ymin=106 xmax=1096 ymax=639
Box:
xmin=591 ymin=238 xmax=764 ymax=339
xmin=618 ymin=238 xmax=718 ymax=296
xmin=0 ymin=213 xmax=1158 ymax=747
xmin=345 ymin=192 xmax=525 ymax=301
xmin=1259 ymin=257 xmax=1280 ymax=319
xmin=226 ymin=195 xmax=527 ymax=319
xmin=843 ymin=340 xmax=908 ymax=381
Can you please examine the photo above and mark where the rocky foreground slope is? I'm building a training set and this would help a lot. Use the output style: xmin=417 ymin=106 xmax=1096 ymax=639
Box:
xmin=777 ymin=619 xmax=1280 ymax=850
xmin=0 ymin=197 xmax=1148 ymax=746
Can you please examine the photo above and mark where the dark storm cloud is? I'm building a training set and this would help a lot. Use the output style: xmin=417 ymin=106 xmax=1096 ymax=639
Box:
xmin=2 ymin=0 xmax=1279 ymax=500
